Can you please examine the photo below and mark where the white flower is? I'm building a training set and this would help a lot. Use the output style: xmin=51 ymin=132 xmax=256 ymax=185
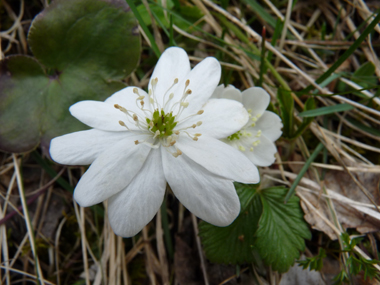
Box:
xmin=211 ymin=85 xmax=282 ymax=167
xmin=50 ymin=47 xmax=260 ymax=237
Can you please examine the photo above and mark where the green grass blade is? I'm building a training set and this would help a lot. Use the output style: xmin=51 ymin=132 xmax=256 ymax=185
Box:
xmin=126 ymin=0 xmax=162 ymax=58
xmin=284 ymin=143 xmax=324 ymax=203
xmin=298 ymin=103 xmax=354 ymax=117
xmin=161 ymin=195 xmax=174 ymax=259
xmin=243 ymin=0 xmax=277 ymax=28
xmin=301 ymin=10 xmax=380 ymax=94
xmin=346 ymin=118 xmax=380 ymax=137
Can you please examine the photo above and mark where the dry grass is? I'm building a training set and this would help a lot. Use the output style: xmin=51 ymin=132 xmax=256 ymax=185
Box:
xmin=1 ymin=0 xmax=380 ymax=284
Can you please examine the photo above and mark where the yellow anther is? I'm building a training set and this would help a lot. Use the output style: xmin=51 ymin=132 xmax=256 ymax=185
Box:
xmin=196 ymin=121 xmax=202 ymax=126
xmin=256 ymin=130 xmax=262 ymax=137
xmin=197 ymin=110 xmax=204 ymax=115
xmin=133 ymin=114 xmax=138 ymax=121
xmin=133 ymin=87 xmax=138 ymax=94
xmin=185 ymin=79 xmax=190 ymax=87
xmin=134 ymin=140 xmax=139 ymax=145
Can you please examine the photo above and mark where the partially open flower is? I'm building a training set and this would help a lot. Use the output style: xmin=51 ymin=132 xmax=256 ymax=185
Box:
xmin=50 ymin=47 xmax=260 ymax=237
xmin=212 ymin=85 xmax=282 ymax=167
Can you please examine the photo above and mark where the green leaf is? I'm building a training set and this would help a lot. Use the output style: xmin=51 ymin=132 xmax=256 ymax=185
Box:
xmin=352 ymin=62 xmax=377 ymax=87
xmin=199 ymin=183 xmax=263 ymax=264
xmin=254 ymin=187 xmax=311 ymax=273
xmin=277 ymin=89 xmax=294 ymax=138
xmin=0 ymin=0 xmax=141 ymax=153
xmin=298 ymin=103 xmax=354 ymax=118
xmin=298 ymin=248 xmax=326 ymax=271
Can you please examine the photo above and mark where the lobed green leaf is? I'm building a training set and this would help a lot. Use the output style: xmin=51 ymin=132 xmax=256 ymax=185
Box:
xmin=199 ymin=183 xmax=262 ymax=264
xmin=254 ymin=187 xmax=311 ymax=273
xmin=0 ymin=0 xmax=141 ymax=153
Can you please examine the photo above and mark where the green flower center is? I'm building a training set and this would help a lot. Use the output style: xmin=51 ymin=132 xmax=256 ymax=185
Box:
xmin=146 ymin=109 xmax=177 ymax=138
xmin=228 ymin=131 xmax=242 ymax=141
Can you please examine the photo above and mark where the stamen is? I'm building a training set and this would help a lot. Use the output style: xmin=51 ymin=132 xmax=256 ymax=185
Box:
xmin=162 ymin=78 xmax=179 ymax=107
xmin=153 ymin=130 xmax=160 ymax=139
xmin=134 ymin=140 xmax=139 ymax=145
xmin=180 ymin=102 xmax=189 ymax=108
xmin=133 ymin=114 xmax=138 ymax=121
xmin=197 ymin=110 xmax=204 ymax=115
xmin=172 ymin=148 xmax=182 ymax=158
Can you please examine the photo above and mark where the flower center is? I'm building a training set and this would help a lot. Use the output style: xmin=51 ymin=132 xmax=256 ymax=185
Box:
xmin=114 ymin=77 xmax=205 ymax=157
xmin=146 ymin=109 xmax=177 ymax=138
xmin=228 ymin=131 xmax=242 ymax=141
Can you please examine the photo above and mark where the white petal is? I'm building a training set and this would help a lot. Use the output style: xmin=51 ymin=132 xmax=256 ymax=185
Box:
xmin=70 ymin=101 xmax=138 ymax=131
xmin=210 ymin=84 xmax=225 ymax=99
xmin=238 ymin=135 xmax=278 ymax=166
xmin=173 ymin=57 xmax=221 ymax=119
xmin=255 ymin=111 xmax=283 ymax=141
xmin=74 ymin=134 xmax=151 ymax=207
xmin=162 ymin=149 xmax=240 ymax=226
xmin=105 ymin=87 xmax=150 ymax=114
xmin=211 ymin=84 xmax=242 ymax=102
xmin=108 ymin=148 xmax=166 ymax=237
xmin=241 ymin=87 xmax=270 ymax=116
xmin=148 ymin=47 xmax=191 ymax=108
xmin=176 ymin=135 xmax=259 ymax=183
xmin=50 ymin=129 xmax=133 ymax=165
xmin=176 ymin=99 xmax=248 ymax=139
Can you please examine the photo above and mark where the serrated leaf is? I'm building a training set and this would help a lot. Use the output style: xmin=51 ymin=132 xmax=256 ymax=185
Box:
xmin=254 ymin=187 xmax=311 ymax=273
xmin=199 ymin=183 xmax=262 ymax=264
xmin=0 ymin=0 xmax=141 ymax=153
